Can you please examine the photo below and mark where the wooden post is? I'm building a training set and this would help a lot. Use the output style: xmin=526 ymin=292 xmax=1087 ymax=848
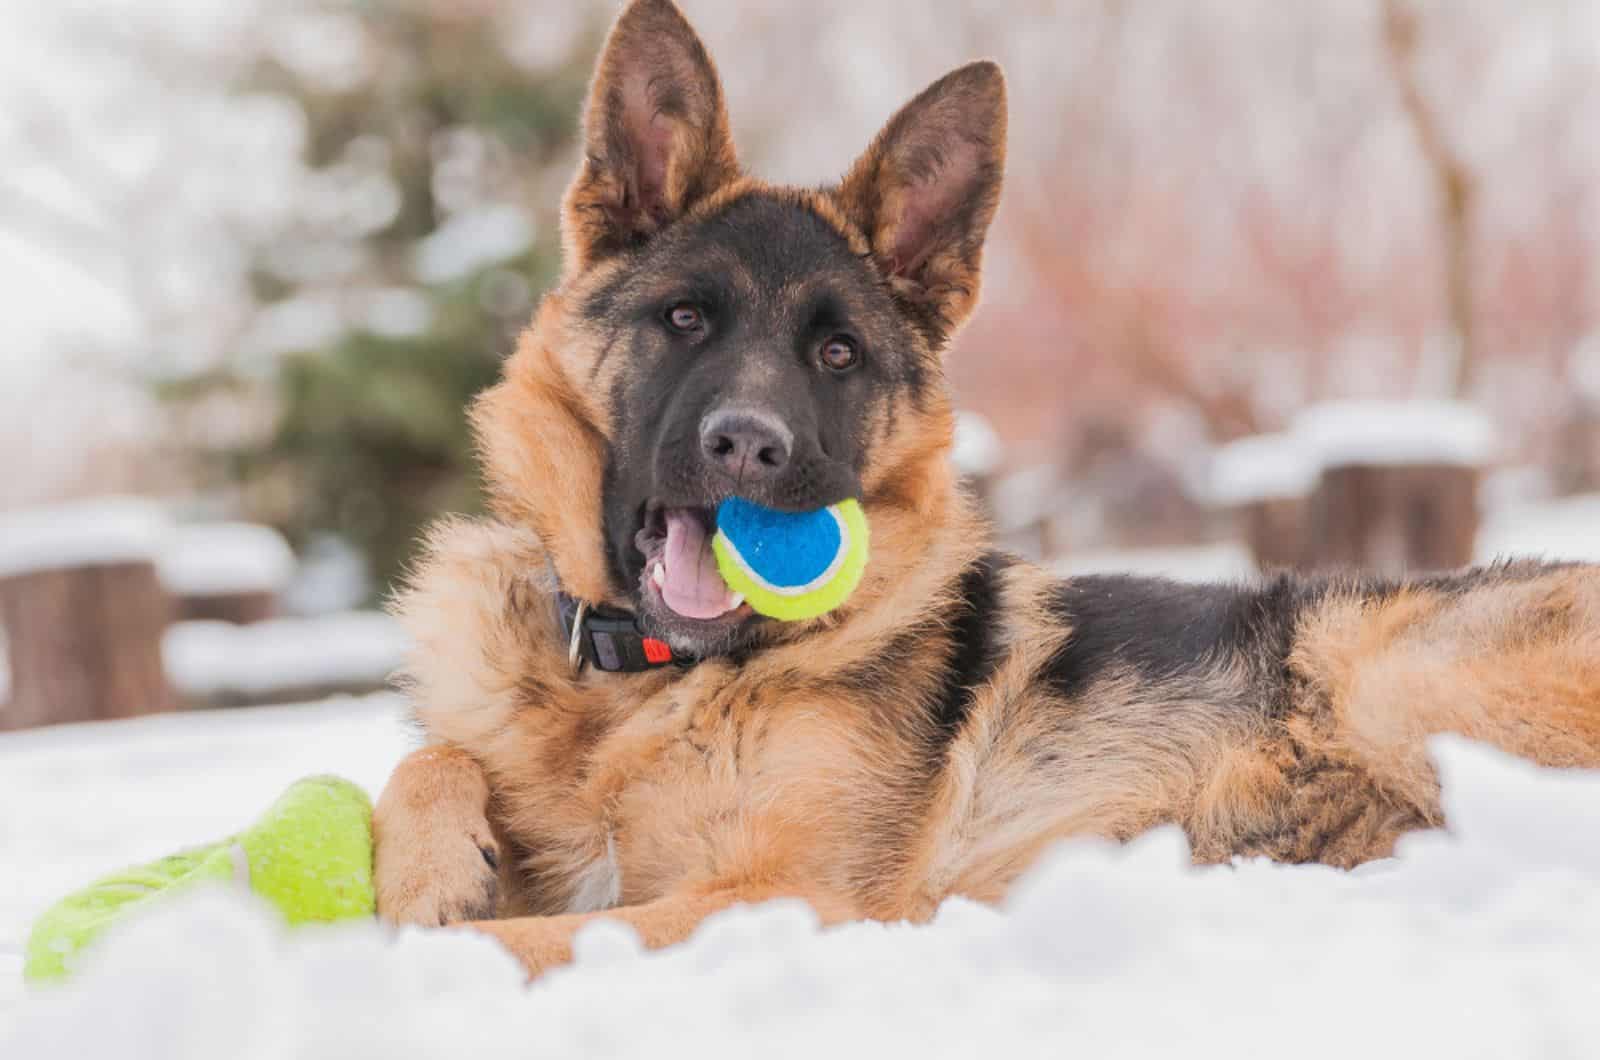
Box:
xmin=0 ymin=560 xmax=177 ymax=730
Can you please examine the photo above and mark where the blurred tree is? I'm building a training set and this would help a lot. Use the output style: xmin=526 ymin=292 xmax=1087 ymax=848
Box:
xmin=172 ymin=1 xmax=603 ymax=597
xmin=1381 ymin=0 xmax=1479 ymax=399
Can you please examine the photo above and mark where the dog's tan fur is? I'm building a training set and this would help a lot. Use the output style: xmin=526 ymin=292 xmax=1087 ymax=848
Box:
xmin=373 ymin=0 xmax=1600 ymax=976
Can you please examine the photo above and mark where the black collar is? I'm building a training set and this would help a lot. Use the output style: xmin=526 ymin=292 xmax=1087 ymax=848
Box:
xmin=556 ymin=592 xmax=689 ymax=674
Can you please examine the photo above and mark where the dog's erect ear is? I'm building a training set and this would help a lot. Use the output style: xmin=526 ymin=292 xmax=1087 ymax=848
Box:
xmin=835 ymin=61 xmax=1006 ymax=344
xmin=563 ymin=0 xmax=740 ymax=270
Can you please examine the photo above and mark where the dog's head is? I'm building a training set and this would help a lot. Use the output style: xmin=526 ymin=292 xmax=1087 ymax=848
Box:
xmin=474 ymin=0 xmax=1005 ymax=658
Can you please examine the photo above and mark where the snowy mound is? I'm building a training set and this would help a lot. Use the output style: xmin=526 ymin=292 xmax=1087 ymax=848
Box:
xmin=6 ymin=724 xmax=1600 ymax=1057
xmin=163 ymin=613 xmax=410 ymax=699
xmin=157 ymin=523 xmax=297 ymax=596
xmin=0 ymin=695 xmax=413 ymax=952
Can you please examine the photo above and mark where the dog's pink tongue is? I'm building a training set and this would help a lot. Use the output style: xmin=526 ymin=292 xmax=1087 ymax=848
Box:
xmin=660 ymin=510 xmax=739 ymax=619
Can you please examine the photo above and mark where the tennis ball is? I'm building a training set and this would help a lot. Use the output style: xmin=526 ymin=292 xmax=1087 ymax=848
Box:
xmin=24 ymin=775 xmax=375 ymax=984
xmin=711 ymin=496 xmax=869 ymax=622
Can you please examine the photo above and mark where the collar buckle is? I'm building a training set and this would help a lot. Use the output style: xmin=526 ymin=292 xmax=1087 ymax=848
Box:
xmin=558 ymin=593 xmax=680 ymax=675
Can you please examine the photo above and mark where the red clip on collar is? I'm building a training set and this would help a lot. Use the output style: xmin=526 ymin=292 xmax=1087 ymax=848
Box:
xmin=558 ymin=593 xmax=683 ymax=674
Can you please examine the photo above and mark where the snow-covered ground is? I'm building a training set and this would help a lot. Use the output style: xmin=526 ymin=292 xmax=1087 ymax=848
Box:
xmin=1477 ymin=493 xmax=1600 ymax=566
xmin=0 ymin=695 xmax=415 ymax=982
xmin=4 ymin=695 xmax=1600 ymax=1056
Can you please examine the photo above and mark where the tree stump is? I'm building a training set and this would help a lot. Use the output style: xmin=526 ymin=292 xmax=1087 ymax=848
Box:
xmin=0 ymin=560 xmax=177 ymax=730
xmin=1308 ymin=463 xmax=1480 ymax=574
xmin=1293 ymin=401 xmax=1493 ymax=576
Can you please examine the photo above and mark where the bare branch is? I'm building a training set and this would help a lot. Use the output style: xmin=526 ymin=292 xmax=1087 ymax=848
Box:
xmin=1382 ymin=0 xmax=1478 ymax=398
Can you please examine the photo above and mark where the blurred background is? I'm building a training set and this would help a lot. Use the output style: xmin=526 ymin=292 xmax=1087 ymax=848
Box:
xmin=3 ymin=0 xmax=1600 ymax=729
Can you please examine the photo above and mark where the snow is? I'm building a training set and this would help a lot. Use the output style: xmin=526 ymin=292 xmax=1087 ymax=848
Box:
xmin=4 ymin=717 xmax=1600 ymax=1055
xmin=162 ymin=613 xmax=410 ymax=700
xmin=1479 ymin=464 xmax=1557 ymax=513
xmin=236 ymin=293 xmax=346 ymax=361
xmin=1477 ymin=493 xmax=1600 ymax=565
xmin=280 ymin=534 xmax=372 ymax=616
xmin=157 ymin=522 xmax=296 ymax=596
xmin=950 ymin=411 xmax=1003 ymax=478
xmin=1055 ymin=542 xmax=1258 ymax=584
xmin=1292 ymin=400 xmax=1498 ymax=470
xmin=412 ymin=206 xmax=535 ymax=284
xmin=1206 ymin=432 xmax=1319 ymax=506
xmin=264 ymin=11 xmax=375 ymax=94
xmin=0 ymin=497 xmax=172 ymax=579
xmin=989 ymin=464 xmax=1058 ymax=532
xmin=0 ymin=694 xmax=413 ymax=957
xmin=1574 ymin=339 xmax=1600 ymax=402
xmin=361 ymin=287 xmax=434 ymax=339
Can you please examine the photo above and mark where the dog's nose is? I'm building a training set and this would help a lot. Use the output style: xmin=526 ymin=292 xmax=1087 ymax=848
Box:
xmin=700 ymin=408 xmax=793 ymax=482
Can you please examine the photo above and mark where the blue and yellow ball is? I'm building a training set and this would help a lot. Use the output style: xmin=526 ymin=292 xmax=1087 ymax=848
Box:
xmin=712 ymin=497 xmax=869 ymax=622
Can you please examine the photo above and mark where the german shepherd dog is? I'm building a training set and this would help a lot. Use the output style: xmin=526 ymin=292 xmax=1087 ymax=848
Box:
xmin=373 ymin=0 xmax=1600 ymax=975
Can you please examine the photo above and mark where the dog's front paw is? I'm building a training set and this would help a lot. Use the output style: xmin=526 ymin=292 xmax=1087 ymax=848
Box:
xmin=375 ymin=816 xmax=501 ymax=927
xmin=372 ymin=746 xmax=503 ymax=927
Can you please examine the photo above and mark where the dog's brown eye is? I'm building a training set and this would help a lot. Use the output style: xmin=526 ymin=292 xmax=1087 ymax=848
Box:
xmin=820 ymin=335 xmax=859 ymax=372
xmin=665 ymin=303 xmax=703 ymax=333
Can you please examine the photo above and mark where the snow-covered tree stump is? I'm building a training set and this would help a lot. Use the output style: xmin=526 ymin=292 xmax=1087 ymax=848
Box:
xmin=1209 ymin=405 xmax=1494 ymax=576
xmin=1297 ymin=402 xmax=1494 ymax=576
xmin=0 ymin=499 xmax=178 ymax=730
